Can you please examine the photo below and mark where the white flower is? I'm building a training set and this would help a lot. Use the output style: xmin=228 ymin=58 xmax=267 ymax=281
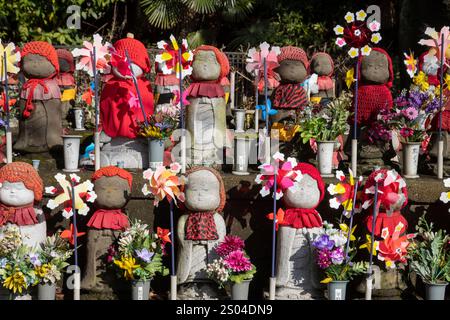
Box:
xmin=361 ymin=45 xmax=372 ymax=56
xmin=333 ymin=25 xmax=344 ymax=35
xmin=142 ymin=168 xmax=154 ymax=180
xmin=275 ymin=190 xmax=283 ymax=200
xmin=344 ymin=12 xmax=355 ymax=23
xmin=286 ymin=157 xmax=297 ymax=168
xmin=272 ymin=151 xmax=285 ymax=162
xmin=354 ymin=29 xmax=361 ymax=37
xmin=78 ymin=204 xmax=90 ymax=216
xmin=356 ymin=10 xmax=367 ymax=21
xmin=335 ymin=170 xmax=345 ymax=181
xmin=46 ymin=199 xmax=59 ymax=210
xmin=86 ymin=191 xmax=97 ymax=203
xmin=371 ymin=33 xmax=382 ymax=44
xmin=440 ymin=192 xmax=450 ymax=204
xmin=327 ymin=184 xmax=338 ymax=196
xmin=444 ymin=178 xmax=450 ymax=188
xmin=170 ymin=162 xmax=181 ymax=173
xmin=348 ymin=47 xmax=359 ymax=58
xmin=329 ymin=197 xmax=340 ymax=209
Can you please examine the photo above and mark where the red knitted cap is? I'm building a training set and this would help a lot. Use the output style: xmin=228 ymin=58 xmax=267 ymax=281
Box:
xmin=291 ymin=162 xmax=325 ymax=207
xmin=91 ymin=166 xmax=133 ymax=189
xmin=0 ymin=162 xmax=43 ymax=202
xmin=311 ymin=52 xmax=334 ymax=76
xmin=21 ymin=41 xmax=59 ymax=75
xmin=113 ymin=38 xmax=151 ymax=73
xmin=194 ymin=45 xmax=230 ymax=80
xmin=357 ymin=47 xmax=394 ymax=88
xmin=278 ymin=46 xmax=309 ymax=70
xmin=56 ymin=48 xmax=75 ymax=73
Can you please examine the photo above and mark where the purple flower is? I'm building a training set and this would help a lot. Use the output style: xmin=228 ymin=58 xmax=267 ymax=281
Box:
xmin=316 ymin=249 xmax=332 ymax=269
xmin=29 ymin=253 xmax=41 ymax=267
xmin=135 ymin=248 xmax=154 ymax=263
xmin=330 ymin=247 xmax=344 ymax=265
xmin=216 ymin=235 xmax=245 ymax=258
xmin=313 ymin=234 xmax=335 ymax=251
xmin=224 ymin=250 xmax=252 ymax=273
xmin=402 ymin=107 xmax=418 ymax=120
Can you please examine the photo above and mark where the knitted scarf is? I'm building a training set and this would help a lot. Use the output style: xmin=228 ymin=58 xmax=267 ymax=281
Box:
xmin=185 ymin=211 xmax=218 ymax=240
xmin=273 ymin=83 xmax=308 ymax=110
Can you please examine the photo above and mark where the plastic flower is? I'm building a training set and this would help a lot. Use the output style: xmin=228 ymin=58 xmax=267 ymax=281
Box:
xmin=348 ymin=47 xmax=359 ymax=58
xmin=4 ymin=271 xmax=27 ymax=294
xmin=339 ymin=223 xmax=356 ymax=241
xmin=361 ymin=45 xmax=372 ymax=56
xmin=135 ymin=248 xmax=154 ymax=263
xmin=313 ymin=234 xmax=335 ymax=251
xmin=439 ymin=178 xmax=450 ymax=203
xmin=359 ymin=234 xmax=379 ymax=256
xmin=377 ymin=223 xmax=415 ymax=268
xmin=336 ymin=37 xmax=346 ymax=47
xmin=418 ymin=26 xmax=450 ymax=60
xmin=156 ymin=227 xmax=171 ymax=244
xmin=356 ymin=10 xmax=367 ymax=21
xmin=155 ymin=35 xmax=193 ymax=79
xmin=330 ymin=247 xmax=345 ymax=265
xmin=0 ymin=40 xmax=21 ymax=81
xmin=45 ymin=173 xmax=97 ymax=219
xmin=72 ymin=34 xmax=112 ymax=76
xmin=344 ymin=12 xmax=355 ymax=23
xmin=404 ymin=51 xmax=418 ymax=78
xmin=216 ymin=235 xmax=245 ymax=258
xmin=223 ymin=250 xmax=252 ymax=273
xmin=400 ymin=127 xmax=414 ymax=138
xmin=142 ymin=163 xmax=185 ymax=206
xmin=345 ymin=68 xmax=355 ymax=89
xmin=369 ymin=20 xmax=381 ymax=32
xmin=316 ymin=249 xmax=332 ymax=269
xmin=328 ymin=170 xmax=362 ymax=217
xmin=114 ymin=256 xmax=140 ymax=280
xmin=334 ymin=25 xmax=344 ymax=35
xmin=371 ymin=33 xmax=382 ymax=44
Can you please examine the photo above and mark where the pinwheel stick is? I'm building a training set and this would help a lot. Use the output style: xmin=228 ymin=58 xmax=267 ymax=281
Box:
xmin=365 ymin=180 xmax=379 ymax=301
xmin=3 ymin=52 xmax=12 ymax=163
xmin=125 ymin=50 xmax=148 ymax=127
xmin=178 ymin=47 xmax=187 ymax=173
xmin=269 ymin=170 xmax=277 ymax=301
xmin=351 ymin=53 xmax=361 ymax=175
xmin=344 ymin=180 xmax=359 ymax=262
xmin=90 ymin=48 xmax=101 ymax=170
xmin=263 ymin=58 xmax=271 ymax=164
xmin=254 ymin=72 xmax=260 ymax=131
xmin=438 ymin=34 xmax=445 ymax=179
xmin=169 ymin=199 xmax=177 ymax=300
xmin=70 ymin=179 xmax=80 ymax=300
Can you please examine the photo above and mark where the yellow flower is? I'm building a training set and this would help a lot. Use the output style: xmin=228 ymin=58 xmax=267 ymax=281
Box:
xmin=348 ymin=47 xmax=359 ymax=58
xmin=345 ymin=68 xmax=355 ymax=89
xmin=344 ymin=12 xmax=355 ymax=23
xmin=3 ymin=271 xmax=27 ymax=294
xmin=371 ymin=33 xmax=382 ymax=44
xmin=444 ymin=74 xmax=450 ymax=89
xmin=359 ymin=234 xmax=378 ymax=256
xmin=413 ymin=71 xmax=430 ymax=92
xmin=320 ymin=277 xmax=333 ymax=284
xmin=361 ymin=45 xmax=372 ymax=56
xmin=356 ymin=10 xmax=367 ymax=21
xmin=340 ymin=223 xmax=357 ymax=241
xmin=271 ymin=123 xmax=300 ymax=142
xmin=35 ymin=264 xmax=50 ymax=278
xmin=114 ymin=256 xmax=139 ymax=280
xmin=333 ymin=25 xmax=344 ymax=35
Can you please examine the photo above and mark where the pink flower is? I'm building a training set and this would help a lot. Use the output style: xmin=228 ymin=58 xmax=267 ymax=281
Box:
xmin=224 ymin=250 xmax=252 ymax=273
xmin=316 ymin=249 xmax=332 ymax=269
xmin=400 ymin=127 xmax=414 ymax=138
xmin=402 ymin=107 xmax=418 ymax=120
xmin=216 ymin=235 xmax=245 ymax=258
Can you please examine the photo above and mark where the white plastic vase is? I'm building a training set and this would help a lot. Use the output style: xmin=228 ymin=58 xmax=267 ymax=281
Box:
xmin=62 ymin=135 xmax=82 ymax=172
xmin=402 ymin=142 xmax=421 ymax=178
xmin=232 ymin=136 xmax=250 ymax=175
xmin=234 ymin=109 xmax=246 ymax=132
xmin=317 ymin=141 xmax=335 ymax=177
xmin=73 ymin=108 xmax=85 ymax=131
xmin=148 ymin=139 xmax=164 ymax=170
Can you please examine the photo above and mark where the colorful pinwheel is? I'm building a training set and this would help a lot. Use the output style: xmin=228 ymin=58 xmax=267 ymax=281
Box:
xmin=155 ymin=35 xmax=193 ymax=80
xmin=376 ymin=222 xmax=415 ymax=268
xmin=404 ymin=51 xmax=418 ymax=78
xmin=418 ymin=26 xmax=450 ymax=61
xmin=255 ymin=152 xmax=303 ymax=200
xmin=142 ymin=162 xmax=185 ymax=206
xmin=328 ymin=169 xmax=363 ymax=217
xmin=334 ymin=9 xmax=382 ymax=58
xmin=0 ymin=40 xmax=20 ymax=81
xmin=45 ymin=173 xmax=97 ymax=219
xmin=72 ymin=34 xmax=112 ymax=76
xmin=246 ymin=42 xmax=281 ymax=92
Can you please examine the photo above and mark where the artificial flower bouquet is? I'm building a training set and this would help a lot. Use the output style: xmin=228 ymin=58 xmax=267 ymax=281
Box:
xmin=32 ymin=235 xmax=73 ymax=285
xmin=206 ymin=235 xmax=256 ymax=288
xmin=0 ymin=226 xmax=37 ymax=297
xmin=109 ymin=220 xmax=169 ymax=281
xmin=312 ymin=221 xmax=367 ymax=283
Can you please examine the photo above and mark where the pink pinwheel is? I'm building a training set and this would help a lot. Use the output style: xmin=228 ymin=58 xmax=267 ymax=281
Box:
xmin=246 ymin=42 xmax=281 ymax=92
xmin=142 ymin=162 xmax=185 ymax=206
xmin=418 ymin=26 xmax=450 ymax=62
xmin=72 ymin=33 xmax=112 ymax=76
xmin=255 ymin=152 xmax=303 ymax=200
xmin=377 ymin=222 xmax=415 ymax=268
xmin=155 ymin=35 xmax=193 ymax=80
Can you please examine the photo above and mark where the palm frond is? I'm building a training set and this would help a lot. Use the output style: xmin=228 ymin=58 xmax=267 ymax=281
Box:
xmin=182 ymin=0 xmax=219 ymax=14
xmin=140 ymin=0 xmax=182 ymax=29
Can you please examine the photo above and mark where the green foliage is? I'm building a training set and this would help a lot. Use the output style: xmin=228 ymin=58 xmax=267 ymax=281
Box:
xmin=408 ymin=214 xmax=450 ymax=284
xmin=229 ymin=264 xmax=256 ymax=284
xmin=325 ymin=261 xmax=368 ymax=282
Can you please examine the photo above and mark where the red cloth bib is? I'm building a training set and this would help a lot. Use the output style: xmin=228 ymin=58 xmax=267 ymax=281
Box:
xmin=0 ymin=204 xmax=38 ymax=226
xmin=56 ymin=73 xmax=75 ymax=87
xmin=280 ymin=208 xmax=322 ymax=229
xmin=86 ymin=209 xmax=129 ymax=231
xmin=185 ymin=82 xmax=225 ymax=98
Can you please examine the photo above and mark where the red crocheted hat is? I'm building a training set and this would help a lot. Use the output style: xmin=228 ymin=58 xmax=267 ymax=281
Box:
xmin=357 ymin=47 xmax=394 ymax=88
xmin=311 ymin=52 xmax=334 ymax=76
xmin=91 ymin=166 xmax=133 ymax=189
xmin=194 ymin=45 xmax=230 ymax=80
xmin=278 ymin=46 xmax=309 ymax=70
xmin=114 ymin=38 xmax=151 ymax=74
xmin=21 ymin=41 xmax=59 ymax=75
xmin=56 ymin=48 xmax=75 ymax=73
xmin=291 ymin=162 xmax=325 ymax=207
xmin=0 ymin=162 xmax=43 ymax=202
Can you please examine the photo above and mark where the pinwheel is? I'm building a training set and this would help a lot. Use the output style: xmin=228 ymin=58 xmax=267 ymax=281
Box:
xmin=0 ymin=40 xmax=20 ymax=81
xmin=255 ymin=99 xmax=277 ymax=121
xmin=418 ymin=26 xmax=450 ymax=62
xmin=155 ymin=35 xmax=193 ymax=80
xmin=328 ymin=169 xmax=363 ymax=217
xmin=246 ymin=42 xmax=281 ymax=79
xmin=71 ymin=34 xmax=111 ymax=76
xmin=376 ymin=222 xmax=415 ymax=269
xmin=404 ymin=51 xmax=418 ymax=78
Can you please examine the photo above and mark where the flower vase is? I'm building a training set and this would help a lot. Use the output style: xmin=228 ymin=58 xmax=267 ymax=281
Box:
xmin=148 ymin=139 xmax=165 ymax=171
xmin=402 ymin=142 xmax=421 ymax=178
xmin=317 ymin=141 xmax=335 ymax=177
xmin=73 ymin=108 xmax=86 ymax=131
xmin=232 ymin=134 xmax=250 ymax=175
xmin=38 ymin=283 xmax=56 ymax=300
xmin=327 ymin=280 xmax=348 ymax=300
xmin=424 ymin=282 xmax=448 ymax=300
xmin=131 ymin=279 xmax=151 ymax=300
xmin=62 ymin=135 xmax=82 ymax=172
xmin=234 ymin=109 xmax=246 ymax=133
xmin=231 ymin=279 xmax=251 ymax=300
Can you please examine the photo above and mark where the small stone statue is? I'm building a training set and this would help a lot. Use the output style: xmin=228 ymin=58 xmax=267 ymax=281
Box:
xmin=99 ymin=35 xmax=154 ymax=168
xmin=185 ymin=46 xmax=230 ymax=166
xmin=55 ymin=49 xmax=76 ymax=127
xmin=177 ymin=166 xmax=226 ymax=299
xmin=14 ymin=41 xmax=63 ymax=153
xmin=309 ymin=52 xmax=335 ymax=104
xmin=81 ymin=166 xmax=132 ymax=292
xmin=276 ymin=163 xmax=324 ymax=300
xmin=0 ymin=162 xmax=45 ymax=248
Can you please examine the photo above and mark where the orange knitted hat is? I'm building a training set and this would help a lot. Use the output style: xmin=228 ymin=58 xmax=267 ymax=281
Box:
xmin=113 ymin=38 xmax=151 ymax=74
xmin=0 ymin=162 xmax=43 ymax=202
xmin=21 ymin=41 xmax=59 ymax=75
xmin=278 ymin=46 xmax=309 ymax=70
xmin=194 ymin=45 xmax=230 ymax=80
xmin=91 ymin=166 xmax=133 ymax=189
xmin=56 ymin=48 xmax=75 ymax=73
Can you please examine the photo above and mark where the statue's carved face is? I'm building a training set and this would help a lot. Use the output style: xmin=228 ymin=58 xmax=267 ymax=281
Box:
xmin=283 ymin=174 xmax=320 ymax=209
xmin=94 ymin=176 xmax=130 ymax=209
xmin=22 ymin=54 xmax=56 ymax=79
xmin=58 ymin=58 xmax=71 ymax=73
xmin=361 ymin=50 xmax=390 ymax=84
xmin=311 ymin=54 xmax=333 ymax=76
xmin=184 ymin=170 xmax=221 ymax=212
xmin=0 ymin=181 xmax=35 ymax=207
xmin=276 ymin=59 xmax=307 ymax=84
xmin=192 ymin=50 xmax=221 ymax=81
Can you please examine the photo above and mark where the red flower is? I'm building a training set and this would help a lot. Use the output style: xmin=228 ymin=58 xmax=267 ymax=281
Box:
xmin=400 ymin=127 xmax=414 ymax=138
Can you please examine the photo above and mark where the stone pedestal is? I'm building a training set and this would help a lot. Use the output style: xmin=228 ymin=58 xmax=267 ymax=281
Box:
xmin=100 ymin=137 xmax=148 ymax=169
